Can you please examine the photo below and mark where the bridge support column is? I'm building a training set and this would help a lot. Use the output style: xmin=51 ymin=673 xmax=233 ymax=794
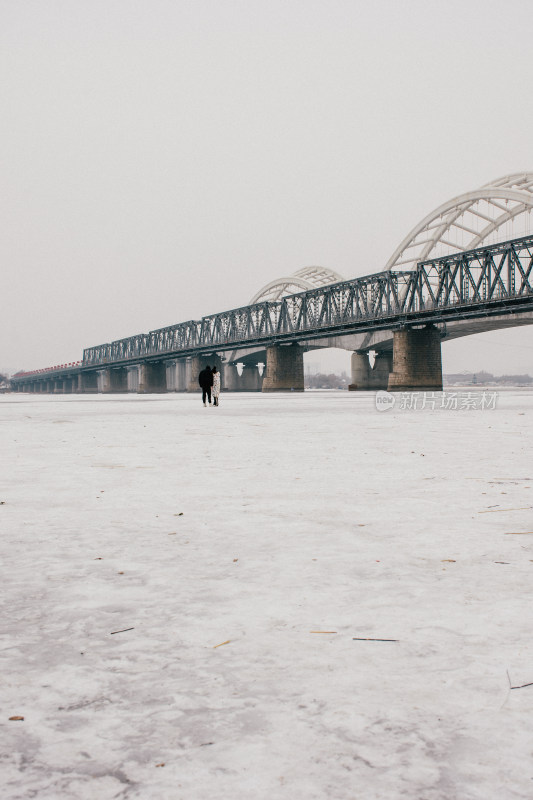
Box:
xmin=165 ymin=360 xmax=188 ymax=391
xmin=126 ymin=366 xmax=140 ymax=392
xmin=175 ymin=359 xmax=189 ymax=391
xmin=388 ymin=326 xmax=442 ymax=392
xmin=187 ymin=357 xmax=202 ymax=392
xmin=349 ymin=351 xmax=392 ymax=390
xmin=223 ymin=364 xmax=262 ymax=391
xmin=138 ymin=362 xmax=166 ymax=393
xmin=222 ymin=364 xmax=239 ymax=391
xmin=240 ymin=365 xmax=263 ymax=391
xmin=349 ymin=352 xmax=370 ymax=390
xmin=78 ymin=371 xmax=98 ymax=393
xmin=97 ymin=367 xmax=128 ymax=393
xmin=262 ymin=344 xmax=304 ymax=392
xmin=97 ymin=369 xmax=111 ymax=393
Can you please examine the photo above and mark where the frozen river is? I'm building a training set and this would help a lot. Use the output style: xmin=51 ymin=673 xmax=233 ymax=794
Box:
xmin=2 ymin=390 xmax=533 ymax=799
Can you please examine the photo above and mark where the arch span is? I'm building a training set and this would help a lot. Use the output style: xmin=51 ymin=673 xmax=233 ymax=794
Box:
xmin=250 ymin=265 xmax=344 ymax=304
xmin=387 ymin=173 xmax=533 ymax=271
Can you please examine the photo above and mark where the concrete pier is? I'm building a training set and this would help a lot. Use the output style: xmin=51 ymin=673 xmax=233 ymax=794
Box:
xmin=78 ymin=371 xmax=98 ymax=393
xmin=349 ymin=351 xmax=393 ymax=390
xmin=262 ymin=344 xmax=304 ymax=392
xmin=222 ymin=364 xmax=237 ymax=392
xmin=224 ymin=363 xmax=263 ymax=391
xmin=387 ymin=326 xmax=442 ymax=391
xmin=239 ymin=365 xmax=263 ymax=391
xmin=96 ymin=367 xmax=128 ymax=393
xmin=138 ymin=362 xmax=166 ymax=393
xmin=187 ymin=357 xmax=202 ymax=393
xmin=165 ymin=359 xmax=188 ymax=392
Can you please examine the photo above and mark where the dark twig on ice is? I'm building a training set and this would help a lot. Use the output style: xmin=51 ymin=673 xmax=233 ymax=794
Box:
xmin=352 ymin=637 xmax=398 ymax=642
xmin=506 ymin=670 xmax=533 ymax=690
xmin=110 ymin=628 xmax=135 ymax=635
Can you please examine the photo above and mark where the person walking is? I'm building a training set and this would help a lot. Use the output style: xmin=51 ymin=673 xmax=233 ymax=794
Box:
xmin=198 ymin=365 xmax=213 ymax=406
xmin=212 ymin=366 xmax=221 ymax=406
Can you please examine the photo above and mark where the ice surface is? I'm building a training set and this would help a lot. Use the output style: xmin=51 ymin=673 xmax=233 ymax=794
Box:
xmin=1 ymin=390 xmax=533 ymax=799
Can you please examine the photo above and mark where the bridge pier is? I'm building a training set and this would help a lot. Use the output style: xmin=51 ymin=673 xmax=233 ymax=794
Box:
xmin=97 ymin=367 xmax=128 ymax=393
xmin=165 ymin=359 xmax=188 ymax=391
xmin=126 ymin=366 xmax=140 ymax=392
xmin=240 ymin=365 xmax=263 ymax=391
xmin=187 ymin=357 xmax=202 ymax=392
xmin=78 ymin=371 xmax=98 ymax=393
xmin=222 ymin=364 xmax=241 ymax=391
xmin=262 ymin=344 xmax=304 ymax=392
xmin=224 ymin=363 xmax=263 ymax=391
xmin=138 ymin=362 xmax=166 ymax=393
xmin=349 ymin=351 xmax=392 ymax=390
xmin=388 ymin=326 xmax=442 ymax=392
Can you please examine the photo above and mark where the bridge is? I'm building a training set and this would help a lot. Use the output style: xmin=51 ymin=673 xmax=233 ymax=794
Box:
xmin=11 ymin=173 xmax=533 ymax=395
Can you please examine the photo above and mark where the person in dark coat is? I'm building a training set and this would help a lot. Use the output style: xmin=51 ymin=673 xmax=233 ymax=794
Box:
xmin=198 ymin=365 xmax=214 ymax=406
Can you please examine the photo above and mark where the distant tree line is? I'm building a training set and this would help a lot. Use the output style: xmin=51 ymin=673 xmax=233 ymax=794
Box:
xmin=305 ymin=372 xmax=349 ymax=389
xmin=445 ymin=371 xmax=532 ymax=385
xmin=304 ymin=369 xmax=532 ymax=389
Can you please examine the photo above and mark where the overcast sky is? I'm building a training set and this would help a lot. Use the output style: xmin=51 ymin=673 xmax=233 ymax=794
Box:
xmin=2 ymin=0 xmax=533 ymax=375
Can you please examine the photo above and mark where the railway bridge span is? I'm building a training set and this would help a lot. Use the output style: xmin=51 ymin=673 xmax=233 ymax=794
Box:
xmin=11 ymin=174 xmax=533 ymax=394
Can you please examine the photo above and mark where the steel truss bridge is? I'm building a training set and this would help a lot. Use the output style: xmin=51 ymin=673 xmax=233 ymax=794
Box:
xmin=82 ymin=234 xmax=533 ymax=368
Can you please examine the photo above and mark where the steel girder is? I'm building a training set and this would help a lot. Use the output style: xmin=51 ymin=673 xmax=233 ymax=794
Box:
xmin=82 ymin=235 xmax=533 ymax=368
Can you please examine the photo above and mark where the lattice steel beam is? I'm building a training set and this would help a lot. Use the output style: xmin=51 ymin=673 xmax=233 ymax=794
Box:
xmin=80 ymin=235 xmax=533 ymax=370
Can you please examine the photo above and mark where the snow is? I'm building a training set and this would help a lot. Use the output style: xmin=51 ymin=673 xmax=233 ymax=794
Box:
xmin=1 ymin=389 xmax=533 ymax=800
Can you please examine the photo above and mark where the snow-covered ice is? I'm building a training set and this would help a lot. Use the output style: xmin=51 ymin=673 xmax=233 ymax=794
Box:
xmin=1 ymin=390 xmax=533 ymax=800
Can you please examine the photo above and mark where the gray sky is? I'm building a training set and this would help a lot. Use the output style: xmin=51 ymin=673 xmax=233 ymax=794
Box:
xmin=2 ymin=0 xmax=533 ymax=375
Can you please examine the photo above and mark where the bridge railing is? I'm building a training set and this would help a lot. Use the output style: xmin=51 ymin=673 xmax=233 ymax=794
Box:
xmin=82 ymin=235 xmax=533 ymax=368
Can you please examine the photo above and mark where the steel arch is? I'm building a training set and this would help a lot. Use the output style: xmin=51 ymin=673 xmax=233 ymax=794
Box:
xmin=387 ymin=173 xmax=533 ymax=271
xmin=250 ymin=266 xmax=345 ymax=304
